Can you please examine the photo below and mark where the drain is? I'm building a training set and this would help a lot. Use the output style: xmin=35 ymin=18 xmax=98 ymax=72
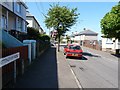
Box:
xmin=79 ymin=67 xmax=84 ymax=71
xmin=70 ymin=65 xmax=76 ymax=68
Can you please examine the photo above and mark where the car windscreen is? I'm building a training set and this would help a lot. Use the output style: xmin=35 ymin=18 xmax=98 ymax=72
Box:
xmin=69 ymin=45 xmax=81 ymax=50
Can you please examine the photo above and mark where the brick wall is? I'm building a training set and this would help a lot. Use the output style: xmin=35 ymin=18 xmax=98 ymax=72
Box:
xmin=83 ymin=40 xmax=102 ymax=50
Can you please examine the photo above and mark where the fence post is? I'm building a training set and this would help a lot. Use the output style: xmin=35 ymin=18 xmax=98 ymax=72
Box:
xmin=14 ymin=61 xmax=16 ymax=84
xmin=21 ymin=59 xmax=24 ymax=75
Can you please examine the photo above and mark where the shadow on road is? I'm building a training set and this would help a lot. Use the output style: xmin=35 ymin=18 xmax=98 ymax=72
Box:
xmin=67 ymin=56 xmax=88 ymax=61
xmin=111 ymin=54 xmax=120 ymax=58
xmin=15 ymin=47 xmax=58 ymax=88
xmin=82 ymin=52 xmax=101 ymax=58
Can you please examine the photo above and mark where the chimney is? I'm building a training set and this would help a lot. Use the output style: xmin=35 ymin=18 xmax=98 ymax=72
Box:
xmin=83 ymin=28 xmax=86 ymax=30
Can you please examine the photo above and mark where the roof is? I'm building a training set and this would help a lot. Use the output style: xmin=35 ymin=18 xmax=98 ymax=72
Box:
xmin=26 ymin=11 xmax=33 ymax=16
xmin=79 ymin=29 xmax=98 ymax=35
xmin=26 ymin=11 xmax=40 ymax=27
xmin=19 ymin=0 xmax=28 ymax=9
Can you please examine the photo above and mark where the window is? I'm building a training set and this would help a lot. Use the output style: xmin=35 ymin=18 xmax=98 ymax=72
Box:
xmin=106 ymin=38 xmax=113 ymax=44
xmin=17 ymin=18 xmax=22 ymax=31
xmin=69 ymin=45 xmax=81 ymax=50
xmin=16 ymin=2 xmax=21 ymax=13
xmin=2 ymin=15 xmax=7 ymax=30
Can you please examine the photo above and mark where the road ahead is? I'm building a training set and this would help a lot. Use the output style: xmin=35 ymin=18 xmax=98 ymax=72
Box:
xmin=61 ymin=46 xmax=118 ymax=88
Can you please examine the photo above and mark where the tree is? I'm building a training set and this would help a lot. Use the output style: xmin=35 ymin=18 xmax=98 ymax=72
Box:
xmin=101 ymin=2 xmax=120 ymax=39
xmin=44 ymin=4 xmax=79 ymax=52
xmin=39 ymin=34 xmax=50 ymax=42
xmin=101 ymin=2 xmax=120 ymax=54
xmin=27 ymin=27 xmax=40 ymax=40
xmin=66 ymin=35 xmax=71 ymax=44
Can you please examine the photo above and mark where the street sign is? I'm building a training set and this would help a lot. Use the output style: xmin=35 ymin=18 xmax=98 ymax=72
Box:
xmin=0 ymin=52 xmax=20 ymax=67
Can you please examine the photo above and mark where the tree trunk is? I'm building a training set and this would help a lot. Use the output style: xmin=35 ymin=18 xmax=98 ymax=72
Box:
xmin=58 ymin=35 xmax=60 ymax=52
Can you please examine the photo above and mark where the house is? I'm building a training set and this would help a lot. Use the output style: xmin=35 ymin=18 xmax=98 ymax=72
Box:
xmin=1 ymin=0 xmax=28 ymax=41
xmin=70 ymin=28 xmax=101 ymax=50
xmin=101 ymin=36 xmax=120 ymax=53
xmin=26 ymin=11 xmax=44 ymax=34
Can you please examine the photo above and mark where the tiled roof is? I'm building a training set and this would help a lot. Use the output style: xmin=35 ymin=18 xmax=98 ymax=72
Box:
xmin=78 ymin=29 xmax=98 ymax=35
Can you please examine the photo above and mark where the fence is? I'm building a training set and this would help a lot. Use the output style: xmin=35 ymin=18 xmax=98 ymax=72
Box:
xmin=1 ymin=46 xmax=28 ymax=88
xmin=36 ymin=40 xmax=50 ymax=57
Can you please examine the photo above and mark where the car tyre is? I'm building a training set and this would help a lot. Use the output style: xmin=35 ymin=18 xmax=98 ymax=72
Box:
xmin=66 ymin=55 xmax=68 ymax=58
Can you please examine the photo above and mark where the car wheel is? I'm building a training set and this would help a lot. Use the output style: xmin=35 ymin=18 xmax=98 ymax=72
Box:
xmin=66 ymin=55 xmax=68 ymax=58
xmin=64 ymin=52 xmax=66 ymax=55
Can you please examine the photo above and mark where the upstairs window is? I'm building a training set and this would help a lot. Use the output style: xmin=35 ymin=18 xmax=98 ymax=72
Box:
xmin=16 ymin=2 xmax=21 ymax=13
xmin=17 ymin=18 xmax=22 ymax=31
xmin=2 ymin=15 xmax=7 ymax=30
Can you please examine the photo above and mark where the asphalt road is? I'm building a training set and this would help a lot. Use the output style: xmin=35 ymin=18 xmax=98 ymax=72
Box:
xmin=60 ymin=46 xmax=119 ymax=88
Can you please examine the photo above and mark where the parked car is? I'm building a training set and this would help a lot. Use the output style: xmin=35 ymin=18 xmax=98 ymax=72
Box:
xmin=64 ymin=44 xmax=83 ymax=58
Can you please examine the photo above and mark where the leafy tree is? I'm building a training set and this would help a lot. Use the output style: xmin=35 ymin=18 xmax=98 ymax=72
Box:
xmin=101 ymin=2 xmax=120 ymax=39
xmin=44 ymin=4 xmax=79 ymax=52
xmin=101 ymin=2 xmax=120 ymax=54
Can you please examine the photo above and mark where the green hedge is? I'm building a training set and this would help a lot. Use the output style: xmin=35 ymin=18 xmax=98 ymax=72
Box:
xmin=0 ymin=41 xmax=6 ymax=49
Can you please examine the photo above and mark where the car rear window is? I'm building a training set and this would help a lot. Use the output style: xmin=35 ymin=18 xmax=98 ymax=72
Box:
xmin=69 ymin=45 xmax=81 ymax=50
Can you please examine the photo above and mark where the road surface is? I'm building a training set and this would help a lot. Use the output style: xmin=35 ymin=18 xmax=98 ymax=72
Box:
xmin=61 ymin=46 xmax=118 ymax=88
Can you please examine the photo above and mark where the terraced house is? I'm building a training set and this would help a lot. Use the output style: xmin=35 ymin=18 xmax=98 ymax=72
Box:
xmin=1 ymin=0 xmax=28 ymax=41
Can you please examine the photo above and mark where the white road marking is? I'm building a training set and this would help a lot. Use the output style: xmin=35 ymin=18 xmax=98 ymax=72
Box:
xmin=70 ymin=67 xmax=83 ymax=89
xmin=67 ymin=62 xmax=83 ymax=89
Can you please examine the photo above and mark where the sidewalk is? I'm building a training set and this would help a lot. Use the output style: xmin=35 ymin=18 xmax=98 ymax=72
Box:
xmin=15 ymin=47 xmax=78 ymax=88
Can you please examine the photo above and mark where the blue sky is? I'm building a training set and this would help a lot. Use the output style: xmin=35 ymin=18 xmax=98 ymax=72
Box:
xmin=26 ymin=2 xmax=118 ymax=40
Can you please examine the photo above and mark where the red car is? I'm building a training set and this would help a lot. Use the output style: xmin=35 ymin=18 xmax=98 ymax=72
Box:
xmin=64 ymin=44 xmax=83 ymax=58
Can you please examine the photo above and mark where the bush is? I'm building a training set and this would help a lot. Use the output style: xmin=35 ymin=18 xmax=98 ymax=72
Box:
xmin=39 ymin=34 xmax=50 ymax=42
xmin=27 ymin=27 xmax=40 ymax=40
xmin=0 ymin=41 xmax=6 ymax=49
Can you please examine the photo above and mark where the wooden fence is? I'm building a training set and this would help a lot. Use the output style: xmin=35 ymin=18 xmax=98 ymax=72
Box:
xmin=1 ymin=46 xmax=28 ymax=88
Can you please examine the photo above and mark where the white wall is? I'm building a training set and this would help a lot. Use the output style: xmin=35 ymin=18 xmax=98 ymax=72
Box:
xmin=102 ymin=38 xmax=114 ymax=49
xmin=102 ymin=38 xmax=120 ymax=51
xmin=26 ymin=19 xmax=33 ymax=27
xmin=74 ymin=36 xmax=80 ymax=41
xmin=80 ymin=35 xmax=85 ymax=40
xmin=115 ymin=39 xmax=120 ymax=49
xmin=84 ymin=35 xmax=97 ymax=40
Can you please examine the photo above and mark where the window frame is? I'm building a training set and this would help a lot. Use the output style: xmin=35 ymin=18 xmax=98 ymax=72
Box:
xmin=1 ymin=15 xmax=7 ymax=30
xmin=16 ymin=2 xmax=21 ymax=13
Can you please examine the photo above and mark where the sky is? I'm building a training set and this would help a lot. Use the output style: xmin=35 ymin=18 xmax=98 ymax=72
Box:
xmin=25 ymin=2 xmax=118 ymax=40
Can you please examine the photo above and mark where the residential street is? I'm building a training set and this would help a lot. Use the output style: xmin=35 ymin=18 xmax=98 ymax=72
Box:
xmin=61 ymin=46 xmax=118 ymax=88
xmin=15 ymin=46 xmax=119 ymax=89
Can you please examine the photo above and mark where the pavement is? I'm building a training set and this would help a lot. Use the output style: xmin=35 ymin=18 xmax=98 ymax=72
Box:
xmin=15 ymin=46 xmax=79 ymax=88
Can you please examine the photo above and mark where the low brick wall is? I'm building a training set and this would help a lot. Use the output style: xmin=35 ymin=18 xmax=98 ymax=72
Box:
xmin=83 ymin=40 xmax=102 ymax=51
